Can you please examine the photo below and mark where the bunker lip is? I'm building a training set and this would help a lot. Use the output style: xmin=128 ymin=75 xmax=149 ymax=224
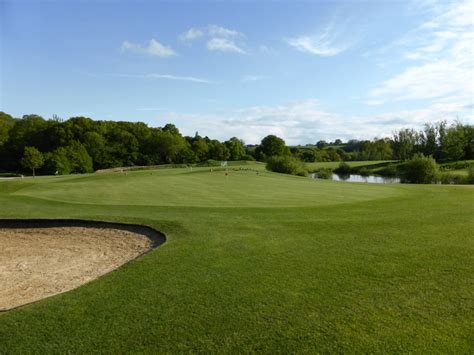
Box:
xmin=0 ymin=219 xmax=166 ymax=312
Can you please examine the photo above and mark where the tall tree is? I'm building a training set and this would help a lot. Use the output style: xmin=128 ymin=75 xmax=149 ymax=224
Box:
xmin=225 ymin=137 xmax=245 ymax=160
xmin=21 ymin=146 xmax=44 ymax=177
xmin=393 ymin=129 xmax=418 ymax=160
xmin=260 ymin=135 xmax=287 ymax=159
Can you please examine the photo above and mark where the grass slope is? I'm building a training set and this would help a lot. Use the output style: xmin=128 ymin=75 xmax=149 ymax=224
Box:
xmin=0 ymin=164 xmax=473 ymax=353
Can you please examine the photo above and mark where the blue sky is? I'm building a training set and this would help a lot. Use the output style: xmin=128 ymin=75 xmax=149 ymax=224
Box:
xmin=1 ymin=0 xmax=473 ymax=144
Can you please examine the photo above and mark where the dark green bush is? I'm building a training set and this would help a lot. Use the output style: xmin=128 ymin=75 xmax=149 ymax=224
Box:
xmin=403 ymin=153 xmax=439 ymax=184
xmin=334 ymin=161 xmax=351 ymax=174
xmin=266 ymin=155 xmax=308 ymax=176
xmin=315 ymin=168 xmax=333 ymax=179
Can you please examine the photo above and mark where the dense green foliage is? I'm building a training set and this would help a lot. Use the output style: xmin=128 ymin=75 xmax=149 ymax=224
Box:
xmin=402 ymin=154 xmax=439 ymax=183
xmin=255 ymin=134 xmax=288 ymax=160
xmin=299 ymin=121 xmax=473 ymax=163
xmin=314 ymin=167 xmax=333 ymax=179
xmin=0 ymin=112 xmax=472 ymax=176
xmin=20 ymin=146 xmax=44 ymax=177
xmin=266 ymin=155 xmax=307 ymax=176
xmin=0 ymin=113 xmax=247 ymax=174
xmin=0 ymin=164 xmax=472 ymax=352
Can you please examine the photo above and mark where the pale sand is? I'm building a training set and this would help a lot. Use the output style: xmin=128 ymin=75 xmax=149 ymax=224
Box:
xmin=0 ymin=222 xmax=162 ymax=311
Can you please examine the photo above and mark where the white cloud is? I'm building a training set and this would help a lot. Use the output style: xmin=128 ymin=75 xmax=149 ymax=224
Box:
xmin=287 ymin=36 xmax=347 ymax=57
xmin=368 ymin=0 xmax=474 ymax=104
xmin=178 ymin=24 xmax=247 ymax=54
xmin=287 ymin=23 xmax=351 ymax=57
xmin=178 ymin=28 xmax=204 ymax=41
xmin=207 ymin=38 xmax=246 ymax=54
xmin=157 ymin=97 xmax=473 ymax=145
xmin=208 ymin=25 xmax=244 ymax=38
xmin=113 ymin=73 xmax=211 ymax=83
xmin=121 ymin=39 xmax=177 ymax=57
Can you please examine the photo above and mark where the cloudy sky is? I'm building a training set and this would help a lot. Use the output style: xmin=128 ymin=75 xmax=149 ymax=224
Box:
xmin=1 ymin=0 xmax=473 ymax=144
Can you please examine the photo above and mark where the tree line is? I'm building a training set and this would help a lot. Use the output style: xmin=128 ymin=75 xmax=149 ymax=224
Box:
xmin=0 ymin=111 xmax=472 ymax=175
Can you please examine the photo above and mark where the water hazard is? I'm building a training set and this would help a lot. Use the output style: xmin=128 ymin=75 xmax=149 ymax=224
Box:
xmin=310 ymin=173 xmax=401 ymax=184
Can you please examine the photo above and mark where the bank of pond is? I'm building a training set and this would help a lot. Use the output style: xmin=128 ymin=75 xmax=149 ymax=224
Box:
xmin=308 ymin=159 xmax=474 ymax=185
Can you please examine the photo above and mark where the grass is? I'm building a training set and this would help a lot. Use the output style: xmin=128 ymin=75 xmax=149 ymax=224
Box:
xmin=0 ymin=163 xmax=473 ymax=352
xmin=306 ymin=160 xmax=394 ymax=172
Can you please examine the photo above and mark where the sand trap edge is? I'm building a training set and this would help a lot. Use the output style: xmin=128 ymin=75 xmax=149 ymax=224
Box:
xmin=0 ymin=219 xmax=166 ymax=312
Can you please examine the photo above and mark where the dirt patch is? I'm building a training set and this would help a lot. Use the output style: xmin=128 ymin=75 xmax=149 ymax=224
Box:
xmin=0 ymin=220 xmax=164 ymax=311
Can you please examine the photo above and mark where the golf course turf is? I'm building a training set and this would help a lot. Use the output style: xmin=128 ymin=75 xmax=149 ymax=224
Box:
xmin=0 ymin=163 xmax=473 ymax=352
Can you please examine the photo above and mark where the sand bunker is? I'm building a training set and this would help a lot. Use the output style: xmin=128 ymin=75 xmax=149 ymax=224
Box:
xmin=0 ymin=220 xmax=164 ymax=311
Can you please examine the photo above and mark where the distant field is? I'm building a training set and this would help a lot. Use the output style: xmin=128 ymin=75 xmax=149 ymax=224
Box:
xmin=0 ymin=163 xmax=473 ymax=353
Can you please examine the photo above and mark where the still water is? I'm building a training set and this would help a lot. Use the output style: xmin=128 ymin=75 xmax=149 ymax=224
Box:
xmin=311 ymin=173 xmax=401 ymax=184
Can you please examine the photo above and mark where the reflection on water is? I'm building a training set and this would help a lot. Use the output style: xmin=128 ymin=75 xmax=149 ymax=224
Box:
xmin=310 ymin=173 xmax=401 ymax=184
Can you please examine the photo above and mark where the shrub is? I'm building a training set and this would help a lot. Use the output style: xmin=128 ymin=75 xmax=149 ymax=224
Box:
xmin=467 ymin=165 xmax=474 ymax=184
xmin=403 ymin=153 xmax=439 ymax=184
xmin=315 ymin=168 xmax=333 ymax=179
xmin=334 ymin=161 xmax=351 ymax=174
xmin=266 ymin=155 xmax=308 ymax=176
xmin=439 ymin=172 xmax=466 ymax=185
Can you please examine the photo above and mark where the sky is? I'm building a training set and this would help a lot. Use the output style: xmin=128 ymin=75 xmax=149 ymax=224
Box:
xmin=1 ymin=0 xmax=473 ymax=145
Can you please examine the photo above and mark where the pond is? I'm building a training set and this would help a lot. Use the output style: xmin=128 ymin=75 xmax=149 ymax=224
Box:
xmin=310 ymin=173 xmax=401 ymax=184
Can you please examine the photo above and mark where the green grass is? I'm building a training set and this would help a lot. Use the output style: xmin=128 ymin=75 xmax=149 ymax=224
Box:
xmin=1 ymin=163 xmax=473 ymax=353
xmin=443 ymin=169 xmax=468 ymax=177
xmin=306 ymin=160 xmax=393 ymax=171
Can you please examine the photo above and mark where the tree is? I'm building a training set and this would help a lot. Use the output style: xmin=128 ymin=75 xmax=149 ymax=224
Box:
xmin=67 ymin=141 xmax=93 ymax=173
xmin=260 ymin=135 xmax=286 ymax=159
xmin=43 ymin=147 xmax=72 ymax=175
xmin=0 ymin=112 xmax=14 ymax=147
xmin=83 ymin=131 xmax=107 ymax=169
xmin=421 ymin=123 xmax=438 ymax=157
xmin=191 ymin=136 xmax=209 ymax=161
xmin=225 ymin=137 xmax=245 ymax=160
xmin=162 ymin=123 xmax=180 ymax=135
xmin=300 ymin=148 xmax=317 ymax=162
xmin=208 ymin=139 xmax=230 ymax=161
xmin=155 ymin=131 xmax=188 ymax=163
xmin=393 ymin=129 xmax=418 ymax=160
xmin=21 ymin=146 xmax=44 ymax=176
xmin=443 ymin=123 xmax=467 ymax=161
xmin=316 ymin=140 xmax=328 ymax=149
